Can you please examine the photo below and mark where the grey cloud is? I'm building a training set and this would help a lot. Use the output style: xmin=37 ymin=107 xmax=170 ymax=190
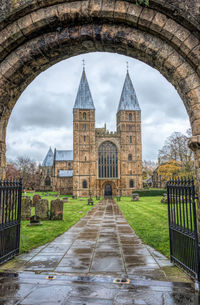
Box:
xmin=8 ymin=92 xmax=73 ymax=132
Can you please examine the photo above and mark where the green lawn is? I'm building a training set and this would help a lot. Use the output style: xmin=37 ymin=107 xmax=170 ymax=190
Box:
xmin=20 ymin=193 xmax=99 ymax=254
xmin=118 ymin=196 xmax=170 ymax=257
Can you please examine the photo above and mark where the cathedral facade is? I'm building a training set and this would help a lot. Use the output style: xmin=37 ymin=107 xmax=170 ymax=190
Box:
xmin=39 ymin=68 xmax=142 ymax=197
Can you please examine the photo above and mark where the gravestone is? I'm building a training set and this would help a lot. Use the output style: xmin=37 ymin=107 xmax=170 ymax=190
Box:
xmin=35 ymin=199 xmax=49 ymax=220
xmin=161 ymin=193 xmax=168 ymax=204
xmin=32 ymin=194 xmax=41 ymax=207
xmin=21 ymin=197 xmax=32 ymax=219
xmin=132 ymin=193 xmax=139 ymax=201
xmin=62 ymin=197 xmax=68 ymax=203
xmin=50 ymin=199 xmax=64 ymax=220
xmin=27 ymin=215 xmax=42 ymax=226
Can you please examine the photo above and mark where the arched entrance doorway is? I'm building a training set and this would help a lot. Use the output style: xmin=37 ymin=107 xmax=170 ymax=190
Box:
xmin=104 ymin=184 xmax=112 ymax=197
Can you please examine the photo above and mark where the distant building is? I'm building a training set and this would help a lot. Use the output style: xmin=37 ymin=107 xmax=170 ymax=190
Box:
xmin=39 ymin=67 xmax=142 ymax=196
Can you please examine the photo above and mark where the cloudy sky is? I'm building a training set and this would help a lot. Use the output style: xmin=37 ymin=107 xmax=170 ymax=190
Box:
xmin=6 ymin=52 xmax=190 ymax=163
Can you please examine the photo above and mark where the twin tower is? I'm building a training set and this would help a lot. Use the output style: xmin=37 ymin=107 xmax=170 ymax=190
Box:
xmin=73 ymin=67 xmax=142 ymax=197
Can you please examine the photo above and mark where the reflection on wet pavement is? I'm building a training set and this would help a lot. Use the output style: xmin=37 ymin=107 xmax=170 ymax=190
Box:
xmin=0 ymin=198 xmax=198 ymax=304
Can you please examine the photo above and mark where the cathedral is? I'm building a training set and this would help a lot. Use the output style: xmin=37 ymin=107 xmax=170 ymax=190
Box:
xmin=39 ymin=67 xmax=142 ymax=197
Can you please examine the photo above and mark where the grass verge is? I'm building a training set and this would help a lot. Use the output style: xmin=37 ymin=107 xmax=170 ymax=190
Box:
xmin=118 ymin=196 xmax=170 ymax=257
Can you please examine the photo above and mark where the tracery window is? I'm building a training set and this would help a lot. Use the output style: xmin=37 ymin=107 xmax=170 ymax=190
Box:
xmin=129 ymin=113 xmax=132 ymax=121
xmin=98 ymin=141 xmax=118 ymax=178
xmin=83 ymin=180 xmax=87 ymax=188
xmin=45 ymin=176 xmax=51 ymax=186
xmin=83 ymin=112 xmax=86 ymax=120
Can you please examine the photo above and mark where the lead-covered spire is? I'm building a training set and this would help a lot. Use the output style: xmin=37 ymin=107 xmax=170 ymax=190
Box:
xmin=42 ymin=147 xmax=54 ymax=167
xmin=73 ymin=66 xmax=95 ymax=110
xmin=117 ymin=71 xmax=140 ymax=113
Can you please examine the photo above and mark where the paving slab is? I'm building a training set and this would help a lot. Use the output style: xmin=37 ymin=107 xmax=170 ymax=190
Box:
xmin=0 ymin=198 xmax=197 ymax=304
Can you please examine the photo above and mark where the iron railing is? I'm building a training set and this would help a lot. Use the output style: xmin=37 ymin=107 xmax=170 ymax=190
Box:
xmin=0 ymin=179 xmax=22 ymax=264
xmin=167 ymin=177 xmax=199 ymax=280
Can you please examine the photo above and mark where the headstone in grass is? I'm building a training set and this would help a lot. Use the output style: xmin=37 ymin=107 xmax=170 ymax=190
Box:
xmin=50 ymin=199 xmax=64 ymax=220
xmin=63 ymin=197 xmax=68 ymax=203
xmin=132 ymin=193 xmax=139 ymax=201
xmin=161 ymin=193 xmax=168 ymax=204
xmin=35 ymin=199 xmax=49 ymax=220
xmin=21 ymin=197 xmax=32 ymax=220
xmin=27 ymin=215 xmax=42 ymax=226
xmin=32 ymin=194 xmax=41 ymax=207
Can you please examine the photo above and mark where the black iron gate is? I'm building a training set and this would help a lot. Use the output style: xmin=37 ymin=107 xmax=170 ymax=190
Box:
xmin=0 ymin=179 xmax=22 ymax=264
xmin=167 ymin=177 xmax=199 ymax=280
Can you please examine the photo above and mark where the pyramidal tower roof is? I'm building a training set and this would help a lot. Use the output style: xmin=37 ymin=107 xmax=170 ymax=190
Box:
xmin=42 ymin=147 xmax=54 ymax=167
xmin=73 ymin=67 xmax=95 ymax=110
xmin=117 ymin=71 xmax=140 ymax=113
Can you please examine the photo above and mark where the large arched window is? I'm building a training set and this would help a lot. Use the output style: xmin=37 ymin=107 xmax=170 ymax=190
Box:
xmin=98 ymin=141 xmax=118 ymax=178
xmin=129 ymin=113 xmax=132 ymax=121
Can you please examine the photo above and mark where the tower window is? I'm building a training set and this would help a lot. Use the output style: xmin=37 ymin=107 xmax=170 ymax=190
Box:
xmin=82 ymin=180 xmax=87 ymax=188
xmin=129 ymin=125 xmax=132 ymax=131
xmin=83 ymin=135 xmax=86 ymax=142
xmin=130 ymin=136 xmax=132 ymax=144
xmin=129 ymin=113 xmax=132 ymax=121
xmin=85 ymin=156 xmax=87 ymax=161
xmin=128 ymin=154 xmax=132 ymax=161
xmin=130 ymin=179 xmax=134 ymax=188
xmin=83 ymin=112 xmax=86 ymax=120
xmin=82 ymin=124 xmax=86 ymax=131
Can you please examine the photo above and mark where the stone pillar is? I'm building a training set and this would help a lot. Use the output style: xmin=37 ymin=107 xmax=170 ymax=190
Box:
xmin=0 ymin=141 xmax=6 ymax=179
xmin=188 ymin=136 xmax=200 ymax=238
xmin=0 ymin=119 xmax=7 ymax=180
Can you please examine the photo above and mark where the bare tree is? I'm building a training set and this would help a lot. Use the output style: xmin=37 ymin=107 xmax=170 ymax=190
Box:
xmin=158 ymin=129 xmax=194 ymax=174
xmin=7 ymin=157 xmax=40 ymax=189
xmin=5 ymin=162 xmax=19 ymax=180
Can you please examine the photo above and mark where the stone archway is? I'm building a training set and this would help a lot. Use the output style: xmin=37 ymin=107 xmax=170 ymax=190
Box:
xmin=0 ymin=0 xmax=199 ymax=227
xmin=100 ymin=180 xmax=117 ymax=197
xmin=104 ymin=184 xmax=112 ymax=197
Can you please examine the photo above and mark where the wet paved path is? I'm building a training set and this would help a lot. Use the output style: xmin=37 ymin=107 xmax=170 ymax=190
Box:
xmin=0 ymin=199 xmax=199 ymax=304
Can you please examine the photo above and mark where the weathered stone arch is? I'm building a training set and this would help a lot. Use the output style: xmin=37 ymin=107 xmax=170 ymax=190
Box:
xmin=0 ymin=0 xmax=199 ymax=206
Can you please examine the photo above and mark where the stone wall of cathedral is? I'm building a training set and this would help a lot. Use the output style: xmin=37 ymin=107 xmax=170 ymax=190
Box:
xmin=53 ymin=177 xmax=73 ymax=195
xmin=38 ymin=166 xmax=53 ymax=191
xmin=73 ymin=109 xmax=96 ymax=197
xmin=72 ymin=109 xmax=142 ymax=197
